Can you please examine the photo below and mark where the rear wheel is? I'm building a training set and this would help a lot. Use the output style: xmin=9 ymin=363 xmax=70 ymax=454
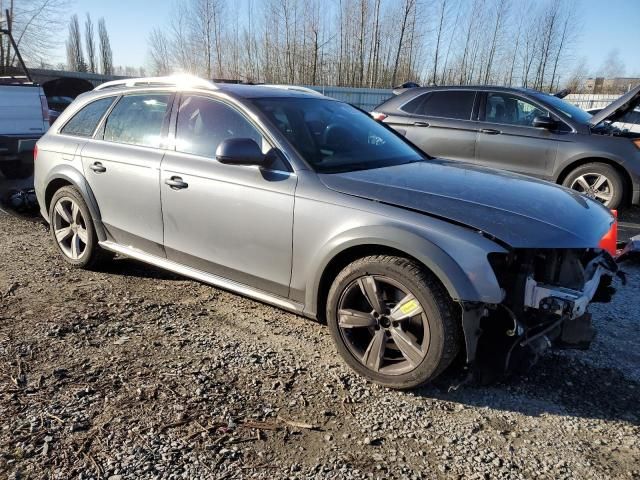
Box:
xmin=326 ymin=255 xmax=461 ymax=389
xmin=562 ymin=162 xmax=624 ymax=209
xmin=48 ymin=186 xmax=111 ymax=269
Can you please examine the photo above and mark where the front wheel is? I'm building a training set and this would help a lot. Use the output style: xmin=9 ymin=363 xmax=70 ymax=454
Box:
xmin=562 ymin=163 xmax=624 ymax=209
xmin=326 ymin=255 xmax=462 ymax=389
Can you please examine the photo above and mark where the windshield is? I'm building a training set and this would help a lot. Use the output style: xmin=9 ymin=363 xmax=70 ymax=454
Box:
xmin=252 ymin=97 xmax=424 ymax=173
xmin=537 ymin=94 xmax=593 ymax=124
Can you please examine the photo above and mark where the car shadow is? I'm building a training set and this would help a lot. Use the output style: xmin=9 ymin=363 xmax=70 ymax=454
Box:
xmin=417 ymin=353 xmax=640 ymax=426
xmin=99 ymin=257 xmax=183 ymax=281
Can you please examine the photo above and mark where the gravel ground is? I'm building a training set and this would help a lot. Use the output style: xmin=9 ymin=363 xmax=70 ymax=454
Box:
xmin=0 ymin=209 xmax=639 ymax=480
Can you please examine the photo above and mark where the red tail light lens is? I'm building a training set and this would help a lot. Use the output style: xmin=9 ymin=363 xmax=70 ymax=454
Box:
xmin=370 ymin=111 xmax=387 ymax=121
xmin=34 ymin=144 xmax=38 ymax=162
xmin=598 ymin=209 xmax=618 ymax=256
xmin=40 ymin=95 xmax=49 ymax=124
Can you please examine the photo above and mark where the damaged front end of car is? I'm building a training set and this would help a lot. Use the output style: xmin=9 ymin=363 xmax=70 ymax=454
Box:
xmin=461 ymin=248 xmax=619 ymax=382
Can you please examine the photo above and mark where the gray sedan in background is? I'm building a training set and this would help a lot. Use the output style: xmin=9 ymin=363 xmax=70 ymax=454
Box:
xmin=373 ymin=85 xmax=640 ymax=209
xmin=34 ymin=76 xmax=618 ymax=389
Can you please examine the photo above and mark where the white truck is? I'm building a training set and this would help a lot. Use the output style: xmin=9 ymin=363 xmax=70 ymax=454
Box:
xmin=0 ymin=77 xmax=49 ymax=178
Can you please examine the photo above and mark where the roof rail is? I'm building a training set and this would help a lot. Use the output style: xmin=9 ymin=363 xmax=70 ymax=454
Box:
xmin=94 ymin=74 xmax=217 ymax=91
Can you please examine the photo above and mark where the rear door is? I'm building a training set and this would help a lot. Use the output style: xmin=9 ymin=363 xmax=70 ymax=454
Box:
xmin=474 ymin=91 xmax=563 ymax=179
xmin=386 ymin=90 xmax=479 ymax=161
xmin=81 ymin=93 xmax=172 ymax=256
xmin=160 ymin=94 xmax=296 ymax=297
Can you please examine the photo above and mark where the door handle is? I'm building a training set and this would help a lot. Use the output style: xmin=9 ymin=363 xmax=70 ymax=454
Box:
xmin=165 ymin=176 xmax=188 ymax=190
xmin=413 ymin=121 xmax=430 ymax=127
xmin=89 ymin=162 xmax=106 ymax=173
xmin=480 ymin=128 xmax=501 ymax=135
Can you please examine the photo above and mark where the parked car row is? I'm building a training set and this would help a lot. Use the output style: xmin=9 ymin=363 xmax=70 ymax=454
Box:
xmin=34 ymin=75 xmax=619 ymax=389
xmin=372 ymin=85 xmax=640 ymax=210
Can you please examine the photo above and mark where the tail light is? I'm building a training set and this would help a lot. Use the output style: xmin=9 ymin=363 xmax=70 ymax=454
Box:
xmin=34 ymin=144 xmax=38 ymax=162
xmin=632 ymin=138 xmax=640 ymax=150
xmin=370 ymin=111 xmax=387 ymax=122
xmin=598 ymin=209 xmax=618 ymax=256
xmin=40 ymin=95 xmax=50 ymax=124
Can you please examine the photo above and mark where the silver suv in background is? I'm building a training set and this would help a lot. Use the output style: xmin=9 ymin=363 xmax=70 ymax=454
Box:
xmin=372 ymin=85 xmax=640 ymax=209
xmin=34 ymin=76 xmax=618 ymax=389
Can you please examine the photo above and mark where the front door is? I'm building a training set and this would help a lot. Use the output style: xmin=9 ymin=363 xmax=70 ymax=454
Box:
xmin=160 ymin=95 xmax=296 ymax=297
xmin=81 ymin=93 xmax=172 ymax=256
xmin=474 ymin=92 xmax=562 ymax=179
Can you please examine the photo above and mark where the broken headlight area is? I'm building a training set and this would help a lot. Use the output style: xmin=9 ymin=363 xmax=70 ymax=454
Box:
xmin=462 ymin=249 xmax=618 ymax=382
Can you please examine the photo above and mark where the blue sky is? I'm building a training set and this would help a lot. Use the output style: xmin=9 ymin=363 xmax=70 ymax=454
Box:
xmin=54 ymin=0 xmax=639 ymax=77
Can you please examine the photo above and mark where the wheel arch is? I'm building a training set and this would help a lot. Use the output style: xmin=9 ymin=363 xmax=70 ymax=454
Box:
xmin=304 ymin=225 xmax=504 ymax=320
xmin=43 ymin=166 xmax=107 ymax=241
xmin=556 ymin=157 xmax=633 ymax=205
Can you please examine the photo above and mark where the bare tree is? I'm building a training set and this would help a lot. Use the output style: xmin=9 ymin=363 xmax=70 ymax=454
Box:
xmin=483 ymin=0 xmax=508 ymax=84
xmin=391 ymin=0 xmax=416 ymax=87
xmin=84 ymin=13 xmax=96 ymax=73
xmin=147 ymin=28 xmax=172 ymax=76
xmin=1 ymin=0 xmax=68 ymax=71
xmin=98 ymin=18 xmax=113 ymax=75
xmin=66 ymin=14 xmax=86 ymax=72
xmin=431 ymin=0 xmax=448 ymax=85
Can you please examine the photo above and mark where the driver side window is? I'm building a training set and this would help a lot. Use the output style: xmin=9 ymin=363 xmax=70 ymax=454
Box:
xmin=485 ymin=93 xmax=548 ymax=127
xmin=175 ymin=96 xmax=264 ymax=158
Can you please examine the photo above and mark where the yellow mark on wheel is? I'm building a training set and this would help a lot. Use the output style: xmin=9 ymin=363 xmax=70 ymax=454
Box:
xmin=399 ymin=299 xmax=419 ymax=315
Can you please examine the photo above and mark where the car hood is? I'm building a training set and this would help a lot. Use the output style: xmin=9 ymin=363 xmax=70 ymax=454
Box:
xmin=588 ymin=84 xmax=640 ymax=127
xmin=319 ymin=160 xmax=614 ymax=249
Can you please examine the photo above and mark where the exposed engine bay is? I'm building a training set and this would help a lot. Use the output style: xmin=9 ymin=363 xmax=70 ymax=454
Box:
xmin=461 ymin=248 xmax=619 ymax=382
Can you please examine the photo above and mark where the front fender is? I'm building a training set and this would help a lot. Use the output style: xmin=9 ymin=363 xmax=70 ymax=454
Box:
xmin=40 ymin=164 xmax=107 ymax=242
xmin=302 ymin=223 xmax=507 ymax=318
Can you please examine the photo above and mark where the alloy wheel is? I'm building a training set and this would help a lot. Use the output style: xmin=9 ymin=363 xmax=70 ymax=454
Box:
xmin=337 ymin=275 xmax=430 ymax=375
xmin=570 ymin=173 xmax=614 ymax=205
xmin=52 ymin=197 xmax=88 ymax=260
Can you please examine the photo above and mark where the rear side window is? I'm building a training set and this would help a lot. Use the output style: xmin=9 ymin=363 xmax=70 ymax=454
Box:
xmin=103 ymin=94 xmax=171 ymax=148
xmin=175 ymin=95 xmax=263 ymax=157
xmin=403 ymin=91 xmax=475 ymax=120
xmin=60 ymin=97 xmax=115 ymax=137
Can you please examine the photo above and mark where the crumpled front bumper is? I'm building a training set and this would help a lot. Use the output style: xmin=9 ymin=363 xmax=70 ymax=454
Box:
xmin=523 ymin=253 xmax=618 ymax=320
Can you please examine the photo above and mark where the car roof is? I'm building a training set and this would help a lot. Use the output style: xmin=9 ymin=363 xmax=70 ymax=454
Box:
xmin=375 ymin=84 xmax=553 ymax=112
xmin=90 ymin=75 xmax=331 ymax=101
xmin=399 ymin=85 xmax=541 ymax=94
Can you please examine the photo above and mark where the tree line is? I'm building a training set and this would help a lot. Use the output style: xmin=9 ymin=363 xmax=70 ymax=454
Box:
xmin=147 ymin=0 xmax=585 ymax=92
xmin=0 ymin=0 xmax=114 ymax=76
xmin=66 ymin=13 xmax=113 ymax=75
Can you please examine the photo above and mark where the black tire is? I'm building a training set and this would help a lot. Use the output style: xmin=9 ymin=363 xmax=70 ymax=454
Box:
xmin=326 ymin=255 xmax=462 ymax=389
xmin=48 ymin=186 xmax=111 ymax=269
xmin=562 ymin=162 xmax=624 ymax=209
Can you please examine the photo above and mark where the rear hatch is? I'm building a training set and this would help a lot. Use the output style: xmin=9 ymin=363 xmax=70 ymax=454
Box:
xmin=0 ymin=84 xmax=47 ymax=136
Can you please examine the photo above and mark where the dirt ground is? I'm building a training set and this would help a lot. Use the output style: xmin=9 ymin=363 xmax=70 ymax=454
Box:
xmin=1 ymin=209 xmax=639 ymax=480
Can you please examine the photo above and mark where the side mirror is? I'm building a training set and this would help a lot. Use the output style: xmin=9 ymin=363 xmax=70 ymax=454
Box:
xmin=215 ymin=138 xmax=265 ymax=166
xmin=532 ymin=116 xmax=557 ymax=130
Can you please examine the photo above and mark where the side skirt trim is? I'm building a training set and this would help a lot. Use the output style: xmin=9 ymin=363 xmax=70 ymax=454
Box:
xmin=99 ymin=241 xmax=306 ymax=316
